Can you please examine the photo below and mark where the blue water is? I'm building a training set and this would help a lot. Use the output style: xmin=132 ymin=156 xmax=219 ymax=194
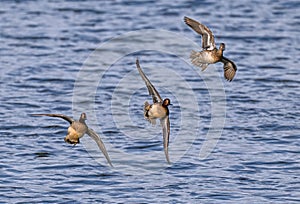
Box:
xmin=1 ymin=0 xmax=300 ymax=203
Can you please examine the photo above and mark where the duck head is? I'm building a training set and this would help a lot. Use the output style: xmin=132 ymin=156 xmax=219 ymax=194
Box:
xmin=219 ymin=43 xmax=225 ymax=51
xmin=79 ymin=113 xmax=87 ymax=123
xmin=162 ymin=98 xmax=171 ymax=106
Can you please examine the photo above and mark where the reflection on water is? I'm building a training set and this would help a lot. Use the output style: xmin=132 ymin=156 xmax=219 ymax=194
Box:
xmin=0 ymin=0 xmax=299 ymax=203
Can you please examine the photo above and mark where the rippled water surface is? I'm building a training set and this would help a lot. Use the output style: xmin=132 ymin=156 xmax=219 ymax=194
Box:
xmin=1 ymin=0 xmax=300 ymax=203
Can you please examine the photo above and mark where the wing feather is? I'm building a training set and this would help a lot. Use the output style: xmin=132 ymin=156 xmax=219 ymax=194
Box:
xmin=87 ymin=128 xmax=113 ymax=167
xmin=184 ymin=16 xmax=216 ymax=50
xmin=160 ymin=116 xmax=170 ymax=164
xmin=221 ymin=56 xmax=237 ymax=81
xmin=136 ymin=59 xmax=163 ymax=103
xmin=31 ymin=113 xmax=74 ymax=124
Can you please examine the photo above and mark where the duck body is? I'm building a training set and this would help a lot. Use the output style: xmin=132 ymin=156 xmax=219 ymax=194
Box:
xmin=184 ymin=16 xmax=237 ymax=81
xmin=65 ymin=120 xmax=88 ymax=144
xmin=190 ymin=46 xmax=224 ymax=70
xmin=136 ymin=59 xmax=171 ymax=164
xmin=31 ymin=113 xmax=113 ymax=166
xmin=144 ymin=102 xmax=169 ymax=121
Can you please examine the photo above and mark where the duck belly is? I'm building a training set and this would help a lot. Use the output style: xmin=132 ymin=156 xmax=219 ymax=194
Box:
xmin=190 ymin=50 xmax=219 ymax=65
xmin=64 ymin=126 xmax=80 ymax=144
xmin=148 ymin=104 xmax=166 ymax=119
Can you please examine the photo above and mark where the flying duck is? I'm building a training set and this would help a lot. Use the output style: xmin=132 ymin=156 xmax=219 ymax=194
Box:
xmin=136 ymin=59 xmax=171 ymax=164
xmin=184 ymin=16 xmax=237 ymax=81
xmin=32 ymin=113 xmax=113 ymax=167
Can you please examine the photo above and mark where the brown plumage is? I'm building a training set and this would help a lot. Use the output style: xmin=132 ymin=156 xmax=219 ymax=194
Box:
xmin=184 ymin=16 xmax=237 ymax=81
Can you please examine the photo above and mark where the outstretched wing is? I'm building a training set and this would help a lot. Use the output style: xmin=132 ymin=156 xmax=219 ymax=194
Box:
xmin=31 ymin=113 xmax=74 ymax=124
xmin=184 ymin=16 xmax=216 ymax=50
xmin=160 ymin=115 xmax=171 ymax=164
xmin=136 ymin=59 xmax=163 ymax=103
xmin=221 ymin=56 xmax=237 ymax=81
xmin=86 ymin=128 xmax=113 ymax=167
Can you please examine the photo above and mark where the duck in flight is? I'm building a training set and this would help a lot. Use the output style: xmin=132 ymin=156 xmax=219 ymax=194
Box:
xmin=184 ymin=16 xmax=237 ymax=81
xmin=136 ymin=59 xmax=171 ymax=164
xmin=31 ymin=113 xmax=113 ymax=167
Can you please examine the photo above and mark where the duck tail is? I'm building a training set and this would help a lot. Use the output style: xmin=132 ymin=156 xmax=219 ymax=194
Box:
xmin=190 ymin=50 xmax=199 ymax=60
xmin=190 ymin=50 xmax=202 ymax=67
xmin=144 ymin=101 xmax=156 ymax=125
xmin=190 ymin=50 xmax=208 ymax=70
xmin=144 ymin=101 xmax=151 ymax=118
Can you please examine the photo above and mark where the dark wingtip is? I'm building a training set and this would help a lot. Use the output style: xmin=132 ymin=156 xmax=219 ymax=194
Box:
xmin=136 ymin=58 xmax=140 ymax=67
xmin=183 ymin=16 xmax=189 ymax=23
xmin=136 ymin=58 xmax=143 ymax=72
xmin=184 ymin=16 xmax=193 ymax=23
xmin=165 ymin=149 xmax=171 ymax=164
xmin=105 ymin=154 xmax=114 ymax=167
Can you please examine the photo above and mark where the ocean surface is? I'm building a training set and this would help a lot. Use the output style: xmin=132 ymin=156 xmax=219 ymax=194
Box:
xmin=1 ymin=0 xmax=300 ymax=203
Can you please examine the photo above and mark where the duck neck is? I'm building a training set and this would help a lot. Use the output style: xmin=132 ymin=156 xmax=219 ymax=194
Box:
xmin=216 ymin=48 xmax=223 ymax=58
xmin=79 ymin=118 xmax=86 ymax=124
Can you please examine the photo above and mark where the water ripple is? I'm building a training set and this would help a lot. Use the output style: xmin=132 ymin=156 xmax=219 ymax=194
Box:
xmin=0 ymin=0 xmax=299 ymax=203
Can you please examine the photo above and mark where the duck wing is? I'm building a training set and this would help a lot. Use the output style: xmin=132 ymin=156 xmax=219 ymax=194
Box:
xmin=184 ymin=16 xmax=216 ymax=50
xmin=136 ymin=59 xmax=163 ymax=103
xmin=221 ymin=56 xmax=237 ymax=81
xmin=86 ymin=128 xmax=113 ymax=167
xmin=31 ymin=113 xmax=74 ymax=124
xmin=160 ymin=115 xmax=171 ymax=164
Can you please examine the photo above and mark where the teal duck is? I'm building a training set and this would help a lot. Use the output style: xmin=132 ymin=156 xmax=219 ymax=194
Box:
xmin=136 ymin=59 xmax=171 ymax=164
xmin=32 ymin=113 xmax=113 ymax=167
xmin=184 ymin=16 xmax=237 ymax=81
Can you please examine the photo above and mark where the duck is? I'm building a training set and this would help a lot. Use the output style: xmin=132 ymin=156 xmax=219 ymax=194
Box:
xmin=184 ymin=16 xmax=237 ymax=81
xmin=31 ymin=113 xmax=113 ymax=167
xmin=136 ymin=59 xmax=171 ymax=164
